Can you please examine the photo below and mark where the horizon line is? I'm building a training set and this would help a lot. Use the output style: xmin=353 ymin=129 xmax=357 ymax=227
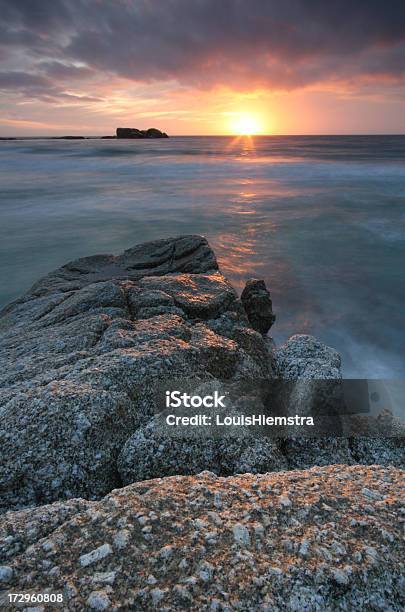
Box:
xmin=2 ymin=132 xmax=405 ymax=139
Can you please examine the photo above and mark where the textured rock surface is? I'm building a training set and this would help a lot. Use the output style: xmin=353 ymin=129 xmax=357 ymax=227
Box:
xmin=0 ymin=236 xmax=275 ymax=511
xmin=1 ymin=234 xmax=404 ymax=609
xmin=274 ymin=334 xmax=342 ymax=380
xmin=349 ymin=436 xmax=405 ymax=468
xmin=118 ymin=409 xmax=288 ymax=484
xmin=273 ymin=334 xmax=352 ymax=467
xmin=241 ymin=278 xmax=275 ymax=334
xmin=0 ymin=465 xmax=403 ymax=610
xmin=0 ymin=234 xmax=403 ymax=516
xmin=273 ymin=336 xmax=405 ymax=469
xmin=117 ymin=332 xmax=349 ymax=485
xmin=3 ymin=234 xmax=217 ymax=299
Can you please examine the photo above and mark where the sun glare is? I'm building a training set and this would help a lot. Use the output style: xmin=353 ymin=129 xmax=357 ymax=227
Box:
xmin=230 ymin=113 xmax=262 ymax=135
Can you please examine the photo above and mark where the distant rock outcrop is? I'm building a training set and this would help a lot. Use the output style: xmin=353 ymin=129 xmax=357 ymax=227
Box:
xmin=116 ymin=127 xmax=168 ymax=138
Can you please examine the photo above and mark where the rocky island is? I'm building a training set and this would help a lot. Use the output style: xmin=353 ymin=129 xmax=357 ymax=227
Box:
xmin=116 ymin=127 xmax=169 ymax=138
xmin=0 ymin=127 xmax=169 ymax=140
xmin=0 ymin=235 xmax=403 ymax=610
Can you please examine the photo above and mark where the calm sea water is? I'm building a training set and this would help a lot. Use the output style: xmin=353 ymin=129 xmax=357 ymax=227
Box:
xmin=1 ymin=135 xmax=404 ymax=378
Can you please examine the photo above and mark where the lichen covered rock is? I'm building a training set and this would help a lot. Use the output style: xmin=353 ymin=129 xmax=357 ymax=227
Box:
xmin=0 ymin=465 xmax=403 ymax=610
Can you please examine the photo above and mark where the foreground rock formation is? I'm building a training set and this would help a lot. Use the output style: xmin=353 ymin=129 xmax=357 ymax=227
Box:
xmin=0 ymin=236 xmax=281 ymax=511
xmin=0 ymin=465 xmax=403 ymax=610
xmin=0 ymin=235 xmax=403 ymax=609
xmin=0 ymin=235 xmax=403 ymax=514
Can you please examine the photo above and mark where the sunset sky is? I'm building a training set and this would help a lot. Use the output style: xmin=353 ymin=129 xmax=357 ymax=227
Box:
xmin=1 ymin=0 xmax=405 ymax=136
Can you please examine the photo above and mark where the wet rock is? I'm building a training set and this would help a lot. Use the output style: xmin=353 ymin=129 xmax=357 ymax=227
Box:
xmin=241 ymin=279 xmax=275 ymax=334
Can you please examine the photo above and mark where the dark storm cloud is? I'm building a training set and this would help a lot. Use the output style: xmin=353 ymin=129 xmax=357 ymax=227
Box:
xmin=0 ymin=70 xmax=51 ymax=90
xmin=1 ymin=0 xmax=405 ymax=93
xmin=0 ymin=69 xmax=100 ymax=104
xmin=0 ymin=0 xmax=73 ymax=35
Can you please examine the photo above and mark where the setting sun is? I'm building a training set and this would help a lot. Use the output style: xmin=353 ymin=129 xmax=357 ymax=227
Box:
xmin=230 ymin=113 xmax=262 ymax=135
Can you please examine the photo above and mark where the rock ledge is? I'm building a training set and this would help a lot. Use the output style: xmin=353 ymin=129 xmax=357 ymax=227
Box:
xmin=0 ymin=465 xmax=403 ymax=610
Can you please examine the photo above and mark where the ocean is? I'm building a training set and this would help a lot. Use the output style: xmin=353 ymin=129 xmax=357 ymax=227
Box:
xmin=0 ymin=135 xmax=404 ymax=378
